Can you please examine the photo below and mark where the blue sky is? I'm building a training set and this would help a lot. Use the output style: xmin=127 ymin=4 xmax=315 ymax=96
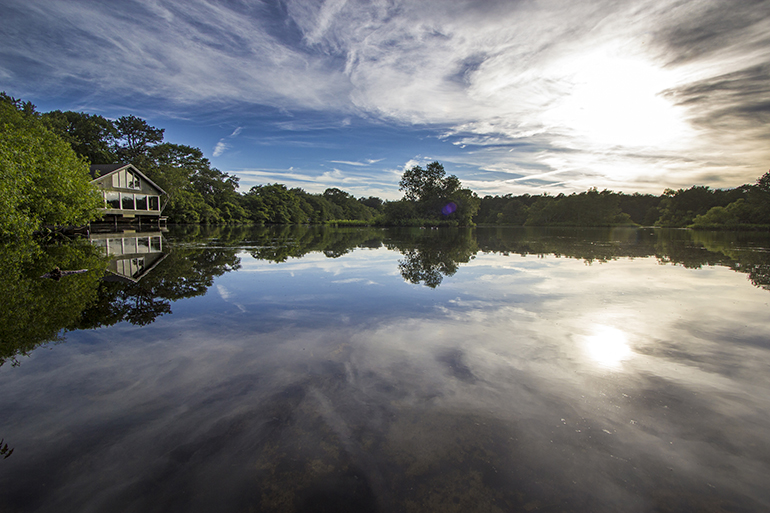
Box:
xmin=1 ymin=0 xmax=769 ymax=199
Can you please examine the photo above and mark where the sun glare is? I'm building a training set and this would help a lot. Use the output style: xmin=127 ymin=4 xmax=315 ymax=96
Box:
xmin=545 ymin=49 xmax=692 ymax=149
xmin=583 ymin=325 xmax=633 ymax=369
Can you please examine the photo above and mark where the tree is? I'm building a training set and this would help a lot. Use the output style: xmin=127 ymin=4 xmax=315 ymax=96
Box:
xmin=143 ymin=143 xmax=246 ymax=224
xmin=113 ymin=115 xmax=164 ymax=164
xmin=399 ymin=161 xmax=449 ymax=203
xmin=397 ymin=161 xmax=479 ymax=224
xmin=243 ymin=184 xmax=307 ymax=224
xmin=0 ymin=93 xmax=101 ymax=240
xmin=42 ymin=110 xmax=117 ymax=164
xmin=756 ymin=170 xmax=770 ymax=193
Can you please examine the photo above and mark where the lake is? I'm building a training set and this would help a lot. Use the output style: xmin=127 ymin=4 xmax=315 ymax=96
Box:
xmin=1 ymin=225 xmax=769 ymax=512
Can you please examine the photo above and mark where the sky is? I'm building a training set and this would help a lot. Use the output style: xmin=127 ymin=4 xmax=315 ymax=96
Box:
xmin=1 ymin=0 xmax=769 ymax=199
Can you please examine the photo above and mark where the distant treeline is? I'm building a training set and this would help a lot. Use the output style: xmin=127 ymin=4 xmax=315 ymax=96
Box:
xmin=3 ymin=91 xmax=769 ymax=238
xmin=477 ymin=178 xmax=770 ymax=229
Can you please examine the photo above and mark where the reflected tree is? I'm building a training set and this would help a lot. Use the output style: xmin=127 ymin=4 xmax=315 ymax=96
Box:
xmin=390 ymin=228 xmax=478 ymax=288
xmin=248 ymin=225 xmax=385 ymax=263
xmin=0 ymin=240 xmax=107 ymax=366
xmin=77 ymin=236 xmax=242 ymax=329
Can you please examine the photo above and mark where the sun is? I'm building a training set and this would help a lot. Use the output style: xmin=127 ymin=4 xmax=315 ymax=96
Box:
xmin=544 ymin=48 xmax=693 ymax=150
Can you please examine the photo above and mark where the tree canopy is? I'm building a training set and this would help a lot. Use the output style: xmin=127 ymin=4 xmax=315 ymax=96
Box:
xmin=394 ymin=161 xmax=480 ymax=226
xmin=0 ymin=93 xmax=101 ymax=240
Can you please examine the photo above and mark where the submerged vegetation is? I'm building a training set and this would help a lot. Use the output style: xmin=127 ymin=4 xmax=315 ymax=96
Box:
xmin=2 ymin=92 xmax=769 ymax=235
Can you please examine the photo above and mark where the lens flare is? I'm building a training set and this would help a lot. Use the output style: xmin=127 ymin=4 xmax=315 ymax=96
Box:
xmin=442 ymin=202 xmax=457 ymax=216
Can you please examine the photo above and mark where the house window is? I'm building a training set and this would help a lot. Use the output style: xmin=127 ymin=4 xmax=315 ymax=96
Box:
xmin=137 ymin=237 xmax=150 ymax=253
xmin=111 ymin=169 xmax=141 ymax=190
xmin=123 ymin=237 xmax=137 ymax=254
xmin=135 ymin=194 xmax=148 ymax=210
xmin=150 ymin=236 xmax=162 ymax=252
xmin=128 ymin=171 xmax=141 ymax=189
xmin=149 ymin=196 xmax=160 ymax=211
xmin=92 ymin=239 xmax=108 ymax=254
xmin=105 ymin=192 xmax=120 ymax=209
xmin=121 ymin=193 xmax=135 ymax=210
xmin=117 ymin=257 xmax=145 ymax=278
xmin=108 ymin=238 xmax=123 ymax=256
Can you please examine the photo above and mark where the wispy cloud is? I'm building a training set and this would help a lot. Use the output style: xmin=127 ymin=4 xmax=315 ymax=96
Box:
xmin=212 ymin=141 xmax=229 ymax=157
xmin=330 ymin=158 xmax=383 ymax=167
xmin=213 ymin=125 xmax=243 ymax=157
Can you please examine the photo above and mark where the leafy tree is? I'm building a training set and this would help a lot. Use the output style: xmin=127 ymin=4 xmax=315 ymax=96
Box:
xmin=243 ymin=184 xmax=308 ymax=224
xmin=359 ymin=196 xmax=384 ymax=211
xmin=113 ymin=115 xmax=164 ymax=164
xmin=656 ymin=185 xmax=743 ymax=227
xmin=396 ymin=161 xmax=479 ymax=225
xmin=0 ymin=93 xmax=102 ymax=240
xmin=144 ymin=143 xmax=245 ymax=224
xmin=399 ymin=161 xmax=449 ymax=202
xmin=41 ymin=110 xmax=117 ymax=164
xmin=323 ymin=188 xmax=377 ymax=220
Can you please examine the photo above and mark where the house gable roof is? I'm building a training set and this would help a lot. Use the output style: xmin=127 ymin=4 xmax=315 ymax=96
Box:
xmin=89 ymin=164 xmax=166 ymax=195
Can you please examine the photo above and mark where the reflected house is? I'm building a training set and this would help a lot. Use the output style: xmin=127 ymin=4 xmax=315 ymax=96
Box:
xmin=90 ymin=231 xmax=167 ymax=283
xmin=90 ymin=164 xmax=167 ymax=228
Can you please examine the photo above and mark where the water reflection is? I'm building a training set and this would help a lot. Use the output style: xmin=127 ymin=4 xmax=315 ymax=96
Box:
xmin=0 ymin=240 xmax=106 ymax=367
xmin=1 ymin=226 xmax=770 ymax=512
xmin=78 ymin=230 xmax=240 ymax=328
xmin=582 ymin=325 xmax=633 ymax=369
xmin=90 ymin=231 xmax=166 ymax=282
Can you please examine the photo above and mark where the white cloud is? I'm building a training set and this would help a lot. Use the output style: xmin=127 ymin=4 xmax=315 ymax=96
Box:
xmin=212 ymin=141 xmax=229 ymax=157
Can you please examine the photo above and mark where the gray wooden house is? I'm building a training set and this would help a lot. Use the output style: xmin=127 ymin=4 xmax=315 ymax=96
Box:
xmin=90 ymin=164 xmax=167 ymax=227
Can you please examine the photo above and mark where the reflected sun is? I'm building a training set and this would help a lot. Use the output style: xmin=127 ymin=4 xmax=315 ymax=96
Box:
xmin=583 ymin=325 xmax=633 ymax=369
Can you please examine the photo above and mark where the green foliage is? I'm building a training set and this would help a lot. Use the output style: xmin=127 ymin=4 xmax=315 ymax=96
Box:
xmin=655 ymin=185 xmax=745 ymax=227
xmin=0 ymin=240 xmax=107 ymax=366
xmin=323 ymin=188 xmax=377 ymax=220
xmin=139 ymin=142 xmax=244 ymax=224
xmin=0 ymin=93 xmax=102 ymax=240
xmin=523 ymin=189 xmax=634 ymax=227
xmin=113 ymin=115 xmax=164 ymax=164
xmin=756 ymin=171 xmax=770 ymax=193
xmin=392 ymin=161 xmax=479 ymax=225
xmin=243 ymin=184 xmax=308 ymax=224
xmin=42 ymin=110 xmax=117 ymax=164
xmin=690 ymin=184 xmax=770 ymax=230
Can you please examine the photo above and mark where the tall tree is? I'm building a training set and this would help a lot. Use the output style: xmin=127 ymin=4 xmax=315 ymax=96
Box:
xmin=113 ymin=115 xmax=164 ymax=164
xmin=397 ymin=161 xmax=479 ymax=224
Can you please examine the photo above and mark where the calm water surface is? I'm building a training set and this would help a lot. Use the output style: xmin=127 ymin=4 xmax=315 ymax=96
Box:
xmin=1 ymin=226 xmax=769 ymax=512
